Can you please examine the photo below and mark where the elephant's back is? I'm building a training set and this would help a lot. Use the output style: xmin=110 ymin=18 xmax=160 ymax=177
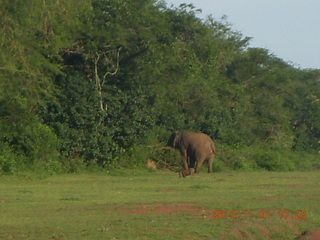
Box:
xmin=186 ymin=132 xmax=213 ymax=142
xmin=185 ymin=132 xmax=214 ymax=151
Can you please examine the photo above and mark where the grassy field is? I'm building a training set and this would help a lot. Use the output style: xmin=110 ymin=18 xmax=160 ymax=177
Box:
xmin=0 ymin=169 xmax=319 ymax=240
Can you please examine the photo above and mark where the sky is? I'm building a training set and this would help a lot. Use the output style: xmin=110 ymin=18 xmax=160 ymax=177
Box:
xmin=165 ymin=0 xmax=320 ymax=69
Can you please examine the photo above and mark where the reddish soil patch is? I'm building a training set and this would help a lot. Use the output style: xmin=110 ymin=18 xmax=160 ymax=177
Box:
xmin=120 ymin=202 xmax=212 ymax=218
xmin=281 ymin=216 xmax=301 ymax=234
xmin=296 ymin=230 xmax=320 ymax=240
xmin=228 ymin=221 xmax=271 ymax=240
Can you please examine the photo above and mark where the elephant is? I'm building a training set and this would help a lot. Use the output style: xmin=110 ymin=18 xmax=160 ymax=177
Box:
xmin=167 ymin=131 xmax=216 ymax=177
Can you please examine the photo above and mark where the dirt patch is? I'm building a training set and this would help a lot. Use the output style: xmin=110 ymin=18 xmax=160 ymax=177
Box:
xmin=228 ymin=221 xmax=271 ymax=240
xmin=296 ymin=230 xmax=320 ymax=240
xmin=119 ymin=202 xmax=212 ymax=218
xmin=227 ymin=217 xmax=305 ymax=240
xmin=281 ymin=216 xmax=301 ymax=234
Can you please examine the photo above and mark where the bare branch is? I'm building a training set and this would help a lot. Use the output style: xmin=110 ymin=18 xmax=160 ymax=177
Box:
xmin=102 ymin=47 xmax=122 ymax=82
xmin=94 ymin=47 xmax=122 ymax=112
xmin=94 ymin=53 xmax=105 ymax=111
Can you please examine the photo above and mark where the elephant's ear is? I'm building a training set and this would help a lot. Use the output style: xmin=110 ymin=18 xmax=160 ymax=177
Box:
xmin=167 ymin=132 xmax=176 ymax=147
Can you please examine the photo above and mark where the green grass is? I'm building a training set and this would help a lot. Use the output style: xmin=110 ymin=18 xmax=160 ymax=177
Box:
xmin=0 ymin=170 xmax=319 ymax=239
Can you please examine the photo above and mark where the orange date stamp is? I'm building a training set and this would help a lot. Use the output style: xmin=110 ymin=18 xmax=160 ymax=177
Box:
xmin=212 ymin=210 xmax=308 ymax=220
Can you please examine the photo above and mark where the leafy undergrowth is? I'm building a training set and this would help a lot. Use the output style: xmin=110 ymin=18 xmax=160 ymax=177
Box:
xmin=0 ymin=170 xmax=319 ymax=239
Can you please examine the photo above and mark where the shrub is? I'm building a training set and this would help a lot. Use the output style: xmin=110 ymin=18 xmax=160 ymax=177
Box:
xmin=0 ymin=144 xmax=17 ymax=174
xmin=254 ymin=147 xmax=296 ymax=171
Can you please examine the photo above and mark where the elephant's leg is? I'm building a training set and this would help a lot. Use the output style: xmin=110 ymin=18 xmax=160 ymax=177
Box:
xmin=189 ymin=156 xmax=196 ymax=169
xmin=195 ymin=157 xmax=205 ymax=173
xmin=179 ymin=152 xmax=189 ymax=177
xmin=180 ymin=152 xmax=189 ymax=170
xmin=207 ymin=154 xmax=215 ymax=173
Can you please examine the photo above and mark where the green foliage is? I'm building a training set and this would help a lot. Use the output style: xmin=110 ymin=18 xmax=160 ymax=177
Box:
xmin=0 ymin=0 xmax=319 ymax=173
xmin=0 ymin=143 xmax=18 ymax=174
xmin=219 ymin=144 xmax=318 ymax=172
xmin=255 ymin=149 xmax=296 ymax=172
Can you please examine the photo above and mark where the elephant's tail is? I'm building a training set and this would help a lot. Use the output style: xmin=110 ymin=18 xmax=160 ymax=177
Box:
xmin=211 ymin=142 xmax=216 ymax=154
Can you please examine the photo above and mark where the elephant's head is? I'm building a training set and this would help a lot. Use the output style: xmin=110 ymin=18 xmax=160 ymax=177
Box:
xmin=167 ymin=131 xmax=182 ymax=149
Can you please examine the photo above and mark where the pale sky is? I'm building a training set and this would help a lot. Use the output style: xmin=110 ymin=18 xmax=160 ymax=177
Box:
xmin=165 ymin=0 xmax=320 ymax=69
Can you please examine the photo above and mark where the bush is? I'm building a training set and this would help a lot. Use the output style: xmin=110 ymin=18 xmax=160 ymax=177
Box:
xmin=230 ymin=157 xmax=257 ymax=171
xmin=254 ymin=147 xmax=296 ymax=171
xmin=218 ymin=144 xmax=306 ymax=172
xmin=212 ymin=158 xmax=224 ymax=172
xmin=0 ymin=144 xmax=17 ymax=174
xmin=118 ymin=143 xmax=181 ymax=172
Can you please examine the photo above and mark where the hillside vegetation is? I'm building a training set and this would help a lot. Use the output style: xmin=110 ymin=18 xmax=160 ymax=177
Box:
xmin=1 ymin=0 xmax=319 ymax=174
